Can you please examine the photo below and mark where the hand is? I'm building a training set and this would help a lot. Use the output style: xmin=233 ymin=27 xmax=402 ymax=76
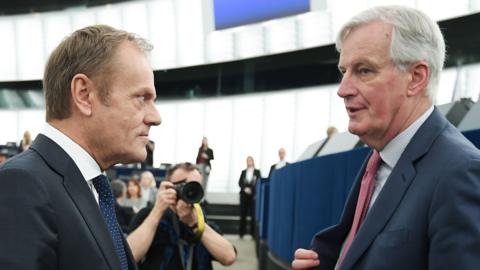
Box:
xmin=292 ymin=249 xmax=320 ymax=269
xmin=244 ymin=187 xmax=252 ymax=195
xmin=154 ymin=181 xmax=177 ymax=212
xmin=174 ymin=199 xmax=197 ymax=227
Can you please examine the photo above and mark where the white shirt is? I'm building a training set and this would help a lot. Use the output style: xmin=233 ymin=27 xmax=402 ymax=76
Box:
xmin=246 ymin=167 xmax=255 ymax=183
xmin=335 ymin=106 xmax=434 ymax=269
xmin=369 ymin=106 xmax=434 ymax=208
xmin=43 ymin=123 xmax=102 ymax=203
xmin=275 ymin=160 xmax=287 ymax=170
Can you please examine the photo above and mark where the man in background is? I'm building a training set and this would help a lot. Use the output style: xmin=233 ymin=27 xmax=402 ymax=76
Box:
xmin=0 ymin=148 xmax=9 ymax=163
xmin=0 ymin=25 xmax=161 ymax=269
xmin=293 ymin=6 xmax=480 ymax=270
xmin=268 ymin=147 xmax=289 ymax=178
xmin=111 ymin=179 xmax=135 ymax=234
xmin=128 ymin=162 xmax=237 ymax=269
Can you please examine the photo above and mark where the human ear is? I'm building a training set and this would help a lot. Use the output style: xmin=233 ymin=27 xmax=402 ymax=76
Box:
xmin=407 ymin=61 xmax=429 ymax=97
xmin=70 ymin=73 xmax=93 ymax=116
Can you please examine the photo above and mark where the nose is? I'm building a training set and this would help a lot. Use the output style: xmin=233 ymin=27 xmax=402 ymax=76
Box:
xmin=146 ymin=103 xmax=162 ymax=126
xmin=337 ymin=72 xmax=356 ymax=99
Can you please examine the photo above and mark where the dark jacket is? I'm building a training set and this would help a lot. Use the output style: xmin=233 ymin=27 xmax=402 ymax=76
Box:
xmin=0 ymin=134 xmax=138 ymax=270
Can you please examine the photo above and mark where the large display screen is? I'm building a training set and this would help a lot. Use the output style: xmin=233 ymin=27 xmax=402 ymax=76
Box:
xmin=213 ymin=0 xmax=310 ymax=30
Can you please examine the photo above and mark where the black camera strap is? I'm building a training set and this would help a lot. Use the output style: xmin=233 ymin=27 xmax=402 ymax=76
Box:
xmin=172 ymin=215 xmax=195 ymax=270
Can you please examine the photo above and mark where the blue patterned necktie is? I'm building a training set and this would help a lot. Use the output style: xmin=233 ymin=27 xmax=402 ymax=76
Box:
xmin=92 ymin=175 xmax=129 ymax=270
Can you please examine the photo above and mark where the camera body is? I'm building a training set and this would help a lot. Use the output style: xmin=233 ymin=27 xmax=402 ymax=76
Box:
xmin=174 ymin=180 xmax=204 ymax=204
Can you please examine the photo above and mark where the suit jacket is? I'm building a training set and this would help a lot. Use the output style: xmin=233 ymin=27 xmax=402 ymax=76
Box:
xmin=238 ymin=168 xmax=261 ymax=196
xmin=196 ymin=147 xmax=214 ymax=169
xmin=0 ymin=134 xmax=138 ymax=270
xmin=310 ymin=108 xmax=480 ymax=270
xmin=268 ymin=162 xmax=290 ymax=178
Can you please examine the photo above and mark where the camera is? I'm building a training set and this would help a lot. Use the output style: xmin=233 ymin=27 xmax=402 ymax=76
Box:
xmin=174 ymin=180 xmax=204 ymax=204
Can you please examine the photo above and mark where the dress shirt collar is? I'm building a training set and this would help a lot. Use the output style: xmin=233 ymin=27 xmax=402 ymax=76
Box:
xmin=42 ymin=123 xmax=102 ymax=181
xmin=379 ymin=106 xmax=434 ymax=169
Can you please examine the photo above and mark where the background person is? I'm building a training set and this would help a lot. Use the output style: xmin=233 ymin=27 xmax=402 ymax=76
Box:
xmin=196 ymin=136 xmax=214 ymax=191
xmin=111 ymin=179 xmax=135 ymax=234
xmin=128 ymin=162 xmax=236 ymax=270
xmin=123 ymin=178 xmax=147 ymax=212
xmin=141 ymin=140 xmax=155 ymax=170
xmin=0 ymin=149 xmax=9 ymax=163
xmin=238 ymin=156 xmax=261 ymax=239
xmin=140 ymin=170 xmax=158 ymax=206
xmin=268 ymin=147 xmax=289 ymax=178
xmin=18 ymin=130 xmax=32 ymax=152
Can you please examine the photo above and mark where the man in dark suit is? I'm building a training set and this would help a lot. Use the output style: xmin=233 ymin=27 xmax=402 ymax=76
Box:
xmin=268 ymin=147 xmax=289 ymax=178
xmin=0 ymin=25 xmax=161 ymax=269
xmin=293 ymin=6 xmax=480 ymax=270
xmin=238 ymin=156 xmax=262 ymax=238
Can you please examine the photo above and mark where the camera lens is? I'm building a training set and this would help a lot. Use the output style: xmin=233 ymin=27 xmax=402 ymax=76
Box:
xmin=175 ymin=181 xmax=204 ymax=204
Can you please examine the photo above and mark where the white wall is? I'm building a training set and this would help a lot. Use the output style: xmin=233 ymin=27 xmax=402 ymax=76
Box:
xmin=1 ymin=0 xmax=480 ymax=80
xmin=4 ymin=64 xmax=479 ymax=197
xmin=2 ymin=1 xmax=480 ymax=203
xmin=152 ymin=85 xmax=347 ymax=193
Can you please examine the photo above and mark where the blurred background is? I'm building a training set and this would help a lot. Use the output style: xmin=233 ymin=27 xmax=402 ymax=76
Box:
xmin=3 ymin=1 xmax=480 ymax=269
xmin=1 ymin=0 xmax=480 ymax=199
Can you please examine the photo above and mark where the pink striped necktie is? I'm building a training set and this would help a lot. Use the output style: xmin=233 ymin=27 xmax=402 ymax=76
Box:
xmin=336 ymin=150 xmax=382 ymax=269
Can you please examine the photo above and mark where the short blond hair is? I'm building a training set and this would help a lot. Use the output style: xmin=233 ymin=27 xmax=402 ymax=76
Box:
xmin=43 ymin=24 xmax=153 ymax=121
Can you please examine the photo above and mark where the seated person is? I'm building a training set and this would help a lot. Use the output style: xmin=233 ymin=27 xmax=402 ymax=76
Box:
xmin=139 ymin=171 xmax=158 ymax=206
xmin=111 ymin=179 xmax=135 ymax=233
xmin=123 ymin=178 xmax=147 ymax=212
xmin=127 ymin=162 xmax=236 ymax=270
xmin=268 ymin=147 xmax=289 ymax=178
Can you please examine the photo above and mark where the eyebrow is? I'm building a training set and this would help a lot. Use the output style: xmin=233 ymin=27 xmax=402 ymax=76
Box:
xmin=139 ymin=87 xmax=157 ymax=99
xmin=338 ymin=57 xmax=382 ymax=71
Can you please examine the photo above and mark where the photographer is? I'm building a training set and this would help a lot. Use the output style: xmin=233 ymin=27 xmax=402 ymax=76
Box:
xmin=127 ymin=162 xmax=236 ymax=270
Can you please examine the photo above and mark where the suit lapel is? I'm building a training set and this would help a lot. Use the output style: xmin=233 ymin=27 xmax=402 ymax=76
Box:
xmin=340 ymin=108 xmax=448 ymax=269
xmin=340 ymin=160 xmax=417 ymax=269
xmin=31 ymin=134 xmax=122 ymax=270
xmin=63 ymin=166 xmax=122 ymax=270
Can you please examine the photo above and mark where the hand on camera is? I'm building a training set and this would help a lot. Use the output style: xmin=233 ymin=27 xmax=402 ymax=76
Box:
xmin=174 ymin=199 xmax=197 ymax=227
xmin=155 ymin=181 xmax=177 ymax=212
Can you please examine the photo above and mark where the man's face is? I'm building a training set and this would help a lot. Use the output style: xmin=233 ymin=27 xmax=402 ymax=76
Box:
xmin=170 ymin=168 xmax=202 ymax=186
xmin=246 ymin=157 xmax=254 ymax=167
xmin=91 ymin=41 xmax=161 ymax=166
xmin=278 ymin=148 xmax=286 ymax=160
xmin=337 ymin=21 xmax=411 ymax=148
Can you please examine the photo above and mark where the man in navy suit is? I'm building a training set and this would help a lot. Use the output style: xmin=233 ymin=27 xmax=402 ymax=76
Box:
xmin=0 ymin=25 xmax=161 ymax=269
xmin=293 ymin=6 xmax=480 ymax=270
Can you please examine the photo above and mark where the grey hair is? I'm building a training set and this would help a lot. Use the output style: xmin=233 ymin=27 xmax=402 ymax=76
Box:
xmin=335 ymin=6 xmax=446 ymax=101
xmin=111 ymin=179 xmax=127 ymax=199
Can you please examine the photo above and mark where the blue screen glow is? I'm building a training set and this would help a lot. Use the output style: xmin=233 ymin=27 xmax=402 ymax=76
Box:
xmin=213 ymin=0 xmax=310 ymax=30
